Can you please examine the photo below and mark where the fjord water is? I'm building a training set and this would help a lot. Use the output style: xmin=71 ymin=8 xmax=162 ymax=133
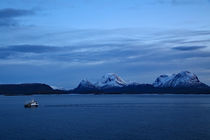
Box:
xmin=1 ymin=94 xmax=210 ymax=140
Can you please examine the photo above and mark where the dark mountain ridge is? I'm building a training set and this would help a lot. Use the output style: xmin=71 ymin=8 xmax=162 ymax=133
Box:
xmin=0 ymin=83 xmax=67 ymax=95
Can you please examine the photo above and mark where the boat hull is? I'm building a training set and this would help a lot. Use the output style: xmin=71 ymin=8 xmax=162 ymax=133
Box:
xmin=24 ymin=104 xmax=38 ymax=108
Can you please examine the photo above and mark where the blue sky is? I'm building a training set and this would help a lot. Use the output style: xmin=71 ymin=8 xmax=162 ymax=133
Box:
xmin=0 ymin=0 xmax=210 ymax=88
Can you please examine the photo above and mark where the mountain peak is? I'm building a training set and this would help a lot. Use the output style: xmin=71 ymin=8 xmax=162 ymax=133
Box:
xmin=73 ymin=79 xmax=98 ymax=94
xmin=95 ymin=73 xmax=127 ymax=88
xmin=77 ymin=79 xmax=95 ymax=89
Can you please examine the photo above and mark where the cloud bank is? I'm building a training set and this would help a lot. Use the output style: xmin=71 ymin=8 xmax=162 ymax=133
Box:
xmin=172 ymin=46 xmax=207 ymax=51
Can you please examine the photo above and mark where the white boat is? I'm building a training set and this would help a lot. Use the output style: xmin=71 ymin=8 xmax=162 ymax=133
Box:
xmin=24 ymin=99 xmax=39 ymax=108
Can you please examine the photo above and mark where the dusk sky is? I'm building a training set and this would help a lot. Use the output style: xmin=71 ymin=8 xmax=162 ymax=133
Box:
xmin=0 ymin=0 xmax=210 ymax=89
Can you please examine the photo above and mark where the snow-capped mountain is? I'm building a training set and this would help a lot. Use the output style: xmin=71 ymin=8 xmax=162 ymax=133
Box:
xmin=76 ymin=79 xmax=96 ymax=89
xmin=153 ymin=71 xmax=208 ymax=88
xmin=95 ymin=73 xmax=127 ymax=88
xmin=73 ymin=79 xmax=98 ymax=94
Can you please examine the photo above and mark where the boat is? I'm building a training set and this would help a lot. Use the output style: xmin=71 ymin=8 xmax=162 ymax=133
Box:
xmin=24 ymin=99 xmax=39 ymax=108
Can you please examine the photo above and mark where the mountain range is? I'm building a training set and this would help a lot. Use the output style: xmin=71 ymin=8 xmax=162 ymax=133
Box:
xmin=71 ymin=71 xmax=210 ymax=94
xmin=0 ymin=71 xmax=210 ymax=95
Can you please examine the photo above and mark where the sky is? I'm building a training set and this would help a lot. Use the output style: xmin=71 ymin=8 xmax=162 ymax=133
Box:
xmin=0 ymin=0 xmax=210 ymax=89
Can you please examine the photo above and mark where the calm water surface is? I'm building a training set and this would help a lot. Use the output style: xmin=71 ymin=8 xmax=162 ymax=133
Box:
xmin=1 ymin=94 xmax=210 ymax=140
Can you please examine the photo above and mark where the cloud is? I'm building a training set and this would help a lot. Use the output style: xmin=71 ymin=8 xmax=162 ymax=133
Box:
xmin=0 ymin=8 xmax=35 ymax=18
xmin=183 ymin=39 xmax=210 ymax=44
xmin=172 ymin=46 xmax=207 ymax=51
xmin=0 ymin=28 xmax=209 ymax=67
xmin=0 ymin=44 xmax=57 ymax=53
xmin=0 ymin=44 xmax=59 ymax=60
xmin=0 ymin=8 xmax=35 ymax=27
